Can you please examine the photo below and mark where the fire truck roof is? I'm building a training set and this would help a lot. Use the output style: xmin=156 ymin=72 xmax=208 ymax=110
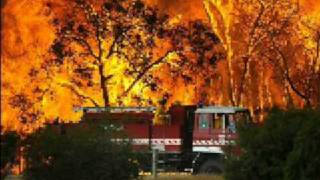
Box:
xmin=195 ymin=106 xmax=248 ymax=114
xmin=75 ymin=106 xmax=156 ymax=113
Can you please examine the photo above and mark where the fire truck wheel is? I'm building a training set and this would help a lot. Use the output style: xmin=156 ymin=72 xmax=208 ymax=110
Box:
xmin=198 ymin=160 xmax=223 ymax=175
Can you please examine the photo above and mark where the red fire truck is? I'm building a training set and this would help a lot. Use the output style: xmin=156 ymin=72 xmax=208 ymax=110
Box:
xmin=80 ymin=105 xmax=250 ymax=174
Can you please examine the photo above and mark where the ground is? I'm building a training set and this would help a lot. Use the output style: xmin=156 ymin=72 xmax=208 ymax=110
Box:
xmin=5 ymin=174 xmax=223 ymax=180
xmin=4 ymin=175 xmax=23 ymax=180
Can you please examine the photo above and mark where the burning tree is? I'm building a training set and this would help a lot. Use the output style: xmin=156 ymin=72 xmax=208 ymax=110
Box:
xmin=40 ymin=0 xmax=225 ymax=106
xmin=206 ymin=0 xmax=320 ymax=113
xmin=46 ymin=0 xmax=174 ymax=107
xmin=44 ymin=0 xmax=223 ymax=107
xmin=246 ymin=0 xmax=320 ymax=108
xmin=227 ymin=0 xmax=303 ymax=109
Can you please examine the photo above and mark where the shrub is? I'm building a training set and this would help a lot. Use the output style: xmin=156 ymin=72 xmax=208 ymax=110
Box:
xmin=23 ymin=121 xmax=139 ymax=180
xmin=1 ymin=131 xmax=20 ymax=179
xmin=224 ymin=108 xmax=320 ymax=180
xmin=284 ymin=110 xmax=320 ymax=180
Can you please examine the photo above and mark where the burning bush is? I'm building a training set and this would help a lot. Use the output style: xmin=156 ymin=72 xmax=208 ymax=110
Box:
xmin=224 ymin=108 xmax=320 ymax=180
xmin=23 ymin=121 xmax=139 ymax=180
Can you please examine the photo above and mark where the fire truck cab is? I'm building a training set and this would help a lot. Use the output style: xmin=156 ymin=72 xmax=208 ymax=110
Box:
xmin=193 ymin=106 xmax=249 ymax=153
xmin=191 ymin=106 xmax=250 ymax=173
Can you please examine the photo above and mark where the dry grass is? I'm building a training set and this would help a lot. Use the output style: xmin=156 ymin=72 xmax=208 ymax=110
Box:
xmin=4 ymin=175 xmax=24 ymax=180
xmin=143 ymin=173 xmax=224 ymax=180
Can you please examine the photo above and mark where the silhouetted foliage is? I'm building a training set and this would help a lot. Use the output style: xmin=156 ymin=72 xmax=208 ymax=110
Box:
xmin=224 ymin=108 xmax=320 ymax=180
xmin=284 ymin=111 xmax=320 ymax=180
xmin=1 ymin=131 xmax=20 ymax=178
xmin=168 ymin=20 xmax=223 ymax=81
xmin=23 ymin=121 xmax=139 ymax=180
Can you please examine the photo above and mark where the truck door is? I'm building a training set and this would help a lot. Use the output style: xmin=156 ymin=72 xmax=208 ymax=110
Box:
xmin=212 ymin=113 xmax=226 ymax=145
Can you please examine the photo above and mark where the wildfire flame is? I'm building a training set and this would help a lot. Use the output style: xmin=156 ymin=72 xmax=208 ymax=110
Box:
xmin=1 ymin=0 xmax=319 ymax=133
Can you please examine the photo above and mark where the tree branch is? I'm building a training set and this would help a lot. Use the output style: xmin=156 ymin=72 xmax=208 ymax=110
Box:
xmin=122 ymin=51 xmax=173 ymax=96
xmin=248 ymin=0 xmax=265 ymax=51
xmin=315 ymin=31 xmax=320 ymax=67
xmin=58 ymin=82 xmax=100 ymax=107
xmin=275 ymin=48 xmax=308 ymax=101
xmin=70 ymin=36 xmax=99 ymax=60
xmin=114 ymin=50 xmax=130 ymax=61
xmin=106 ymin=37 xmax=117 ymax=59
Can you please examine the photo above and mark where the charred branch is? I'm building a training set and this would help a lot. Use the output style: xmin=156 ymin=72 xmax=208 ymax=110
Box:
xmin=96 ymin=29 xmax=110 ymax=107
xmin=122 ymin=51 xmax=173 ymax=96
xmin=275 ymin=48 xmax=309 ymax=102
xmin=58 ymin=82 xmax=100 ymax=107
xmin=70 ymin=36 xmax=99 ymax=60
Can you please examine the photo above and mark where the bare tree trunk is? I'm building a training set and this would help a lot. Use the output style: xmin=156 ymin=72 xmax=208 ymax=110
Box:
xmin=98 ymin=64 xmax=109 ymax=107
xmin=315 ymin=33 xmax=320 ymax=108
xmin=285 ymin=82 xmax=294 ymax=109
xmin=317 ymin=72 xmax=320 ymax=108
xmin=237 ymin=57 xmax=249 ymax=106
xmin=96 ymin=30 xmax=110 ymax=107
xmin=226 ymin=61 xmax=236 ymax=106
xmin=317 ymin=74 xmax=320 ymax=108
